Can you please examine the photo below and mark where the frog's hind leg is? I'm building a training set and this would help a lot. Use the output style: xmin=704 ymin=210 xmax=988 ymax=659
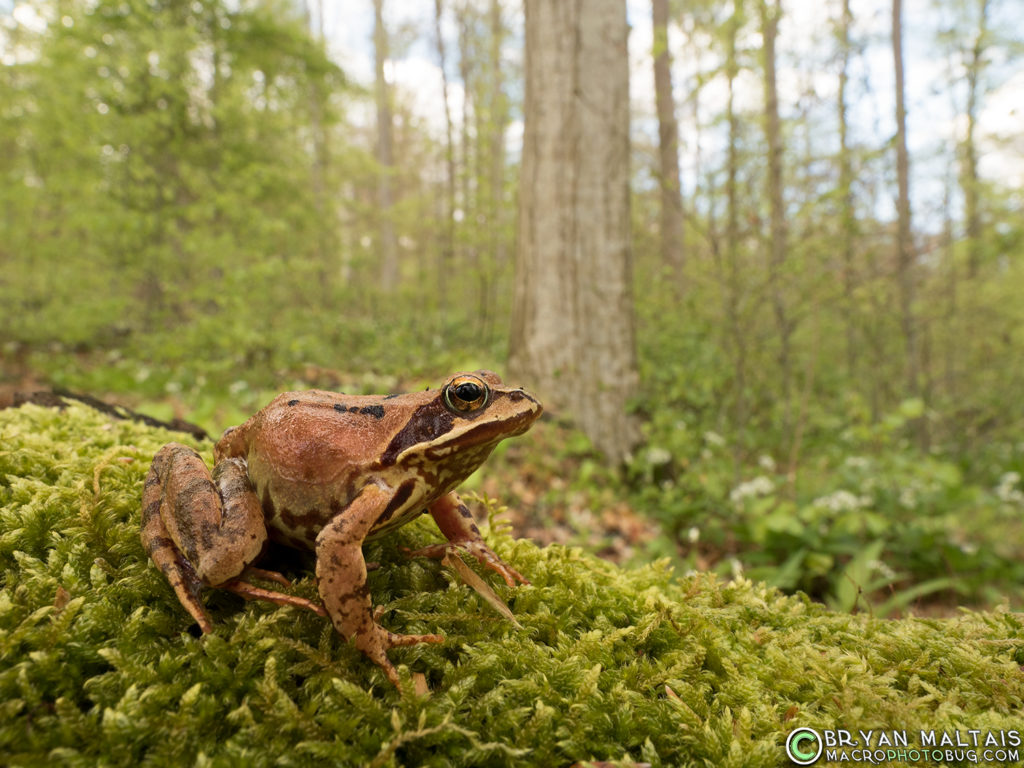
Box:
xmin=141 ymin=444 xmax=270 ymax=630
xmin=141 ymin=444 xmax=216 ymax=632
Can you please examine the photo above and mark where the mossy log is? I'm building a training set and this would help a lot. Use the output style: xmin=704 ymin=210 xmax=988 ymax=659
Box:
xmin=1 ymin=403 xmax=1022 ymax=767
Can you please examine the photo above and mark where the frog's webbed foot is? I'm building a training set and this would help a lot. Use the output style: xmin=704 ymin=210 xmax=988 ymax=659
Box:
xmin=417 ymin=492 xmax=530 ymax=587
xmin=220 ymin=577 xmax=328 ymax=618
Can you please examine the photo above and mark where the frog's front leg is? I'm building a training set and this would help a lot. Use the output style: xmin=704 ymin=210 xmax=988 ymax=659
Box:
xmin=141 ymin=443 xmax=323 ymax=629
xmin=410 ymin=492 xmax=530 ymax=587
xmin=315 ymin=484 xmax=444 ymax=686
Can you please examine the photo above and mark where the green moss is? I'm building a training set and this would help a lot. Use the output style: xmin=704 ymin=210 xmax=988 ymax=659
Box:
xmin=1 ymin=403 xmax=1022 ymax=767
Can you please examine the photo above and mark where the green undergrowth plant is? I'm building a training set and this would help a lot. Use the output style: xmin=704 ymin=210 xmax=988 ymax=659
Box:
xmin=628 ymin=399 xmax=1024 ymax=612
xmin=2 ymin=403 xmax=1024 ymax=767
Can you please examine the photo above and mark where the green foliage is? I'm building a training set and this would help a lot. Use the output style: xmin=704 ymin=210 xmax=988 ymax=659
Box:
xmin=627 ymin=382 xmax=1024 ymax=613
xmin=0 ymin=0 xmax=518 ymax=396
xmin=3 ymin=403 xmax=1024 ymax=767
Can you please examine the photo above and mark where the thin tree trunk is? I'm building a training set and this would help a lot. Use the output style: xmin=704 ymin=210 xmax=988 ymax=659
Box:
xmin=511 ymin=0 xmax=639 ymax=463
xmin=962 ymin=0 xmax=988 ymax=278
xmin=373 ymin=0 xmax=399 ymax=291
xmin=303 ymin=0 xmax=330 ymax=300
xmin=487 ymin=0 xmax=507 ymax=266
xmin=724 ymin=2 xmax=748 ymax=479
xmin=482 ymin=0 xmax=509 ymax=342
xmin=456 ymin=7 xmax=474 ymax=244
xmin=942 ymin=160 xmax=958 ymax=411
xmin=652 ymin=0 xmax=685 ymax=285
xmin=892 ymin=0 xmax=922 ymax=442
xmin=434 ymin=0 xmax=456 ymax=298
xmin=760 ymin=0 xmax=792 ymax=434
xmin=836 ymin=0 xmax=857 ymax=381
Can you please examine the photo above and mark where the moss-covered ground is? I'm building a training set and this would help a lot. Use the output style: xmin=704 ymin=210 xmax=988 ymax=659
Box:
xmin=1 ymin=403 xmax=1022 ymax=767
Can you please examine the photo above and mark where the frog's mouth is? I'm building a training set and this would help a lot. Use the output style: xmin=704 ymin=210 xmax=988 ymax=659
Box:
xmin=456 ymin=394 xmax=542 ymax=443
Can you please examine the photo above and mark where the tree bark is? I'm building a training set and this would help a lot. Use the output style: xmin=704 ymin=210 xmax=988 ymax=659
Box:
xmin=510 ymin=0 xmax=639 ymax=463
xmin=652 ymin=0 xmax=685 ymax=284
xmin=373 ymin=0 xmax=399 ymax=291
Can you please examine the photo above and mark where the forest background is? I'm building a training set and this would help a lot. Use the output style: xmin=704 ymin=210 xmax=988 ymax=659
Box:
xmin=2 ymin=0 xmax=1023 ymax=617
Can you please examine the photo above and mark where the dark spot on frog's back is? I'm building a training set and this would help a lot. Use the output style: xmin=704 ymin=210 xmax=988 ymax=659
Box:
xmin=380 ymin=401 xmax=454 ymax=466
xmin=288 ymin=399 xmax=300 ymax=406
xmin=332 ymin=402 xmax=384 ymax=419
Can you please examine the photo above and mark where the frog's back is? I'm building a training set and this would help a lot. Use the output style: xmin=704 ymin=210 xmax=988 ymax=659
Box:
xmin=238 ymin=390 xmax=417 ymax=481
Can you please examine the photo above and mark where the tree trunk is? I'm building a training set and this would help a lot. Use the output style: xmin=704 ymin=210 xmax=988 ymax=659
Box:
xmin=373 ymin=0 xmax=399 ymax=291
xmin=836 ymin=0 xmax=858 ymax=381
xmin=510 ymin=0 xmax=639 ymax=463
xmin=303 ymin=0 xmax=331 ymax=301
xmin=487 ymin=0 xmax=508 ymax=268
xmin=433 ymin=0 xmax=457 ymax=297
xmin=456 ymin=8 xmax=474 ymax=244
xmin=724 ymin=2 xmax=748 ymax=479
xmin=962 ymin=0 xmax=988 ymax=278
xmin=652 ymin=0 xmax=685 ymax=284
xmin=760 ymin=0 xmax=792 ymax=434
xmin=892 ymin=0 xmax=922 ymax=442
xmin=482 ymin=0 xmax=509 ymax=341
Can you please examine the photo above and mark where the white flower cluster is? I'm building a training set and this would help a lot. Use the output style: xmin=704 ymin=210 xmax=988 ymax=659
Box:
xmin=703 ymin=430 xmax=726 ymax=447
xmin=995 ymin=471 xmax=1023 ymax=504
xmin=812 ymin=489 xmax=870 ymax=513
xmin=645 ymin=447 xmax=672 ymax=466
xmin=898 ymin=487 xmax=917 ymax=509
xmin=729 ymin=475 xmax=775 ymax=503
xmin=843 ymin=456 xmax=870 ymax=471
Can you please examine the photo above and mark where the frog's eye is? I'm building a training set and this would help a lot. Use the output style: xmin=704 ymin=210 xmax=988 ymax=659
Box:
xmin=444 ymin=375 xmax=490 ymax=413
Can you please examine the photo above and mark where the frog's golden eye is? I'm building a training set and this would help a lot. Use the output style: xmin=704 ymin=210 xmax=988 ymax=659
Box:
xmin=443 ymin=375 xmax=490 ymax=413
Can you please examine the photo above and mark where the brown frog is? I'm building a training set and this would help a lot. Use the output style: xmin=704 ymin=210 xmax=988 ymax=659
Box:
xmin=140 ymin=371 xmax=542 ymax=685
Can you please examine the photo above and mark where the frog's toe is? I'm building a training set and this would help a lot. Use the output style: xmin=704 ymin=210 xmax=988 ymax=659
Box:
xmin=406 ymin=541 xmax=529 ymax=587
xmin=384 ymin=630 xmax=445 ymax=648
xmin=356 ymin=627 xmax=444 ymax=687
xmin=377 ymin=657 xmax=402 ymax=688
xmin=461 ymin=541 xmax=529 ymax=587
xmin=241 ymin=566 xmax=293 ymax=588
xmin=221 ymin=579 xmax=328 ymax=617
xmin=402 ymin=543 xmax=447 ymax=560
